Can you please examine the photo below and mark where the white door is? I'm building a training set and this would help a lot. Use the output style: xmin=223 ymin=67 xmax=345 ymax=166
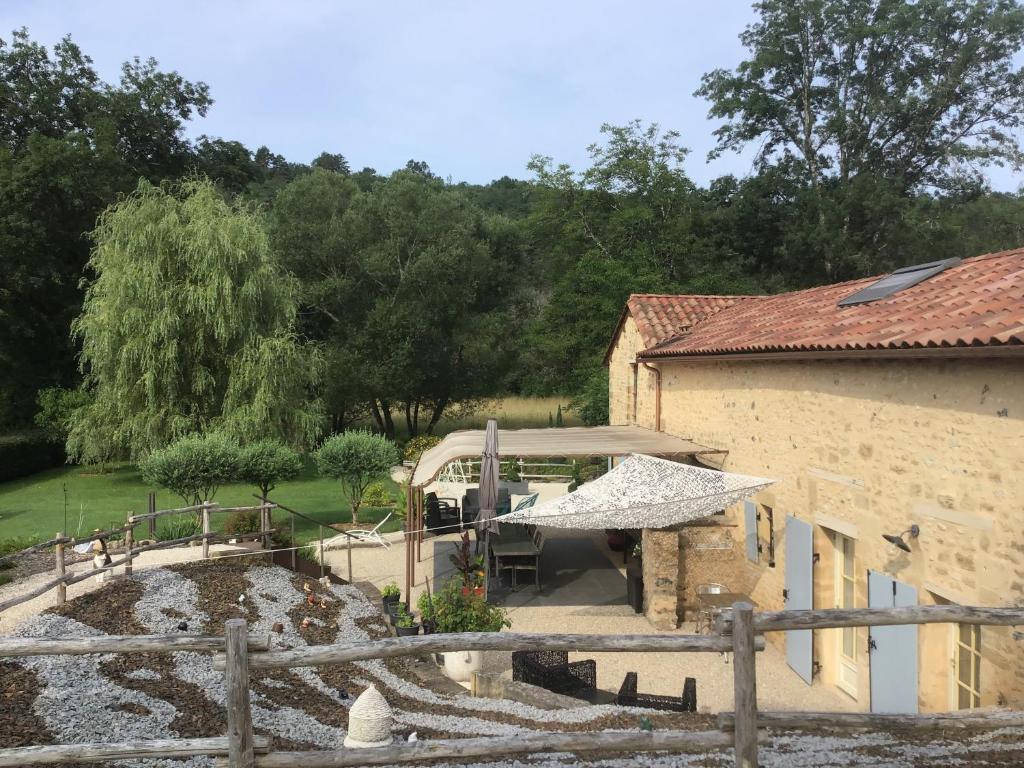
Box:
xmin=833 ymin=533 xmax=857 ymax=698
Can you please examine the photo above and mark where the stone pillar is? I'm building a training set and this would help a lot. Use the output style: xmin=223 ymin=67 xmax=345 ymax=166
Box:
xmin=642 ymin=528 xmax=680 ymax=629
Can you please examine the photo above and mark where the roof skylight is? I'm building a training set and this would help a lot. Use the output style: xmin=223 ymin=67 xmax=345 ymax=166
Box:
xmin=838 ymin=257 xmax=961 ymax=307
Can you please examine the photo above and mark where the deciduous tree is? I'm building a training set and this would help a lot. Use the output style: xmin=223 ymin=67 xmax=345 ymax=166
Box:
xmin=68 ymin=177 xmax=322 ymax=462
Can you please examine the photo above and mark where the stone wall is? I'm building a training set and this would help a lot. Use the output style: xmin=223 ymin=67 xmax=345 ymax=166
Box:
xmin=607 ymin=319 xmax=1024 ymax=712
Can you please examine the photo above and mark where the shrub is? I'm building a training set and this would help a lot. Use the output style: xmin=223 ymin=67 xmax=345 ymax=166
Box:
xmin=569 ymin=371 xmax=609 ymax=426
xmin=362 ymin=481 xmax=393 ymax=508
xmin=403 ymin=434 xmax=440 ymax=463
xmin=156 ymin=514 xmax=201 ymax=542
xmin=382 ymin=582 xmax=401 ymax=598
xmin=315 ymin=431 xmax=398 ymax=524
xmin=238 ymin=439 xmax=303 ymax=499
xmin=0 ymin=432 xmax=66 ymax=483
xmin=416 ymin=590 xmax=435 ymax=620
xmin=224 ymin=509 xmax=262 ymax=535
xmin=140 ymin=432 xmax=242 ymax=506
xmin=432 ymin=579 xmax=509 ymax=633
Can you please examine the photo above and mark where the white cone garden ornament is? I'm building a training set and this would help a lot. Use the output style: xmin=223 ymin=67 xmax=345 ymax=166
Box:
xmin=343 ymin=684 xmax=393 ymax=748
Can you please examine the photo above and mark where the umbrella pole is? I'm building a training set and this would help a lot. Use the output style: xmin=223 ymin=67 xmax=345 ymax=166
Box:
xmin=483 ymin=528 xmax=490 ymax=599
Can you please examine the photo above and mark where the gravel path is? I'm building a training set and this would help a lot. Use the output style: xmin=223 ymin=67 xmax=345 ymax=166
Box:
xmin=3 ymin=558 xmax=1022 ymax=767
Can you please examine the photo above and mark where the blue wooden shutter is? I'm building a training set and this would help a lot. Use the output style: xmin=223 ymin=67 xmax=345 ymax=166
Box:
xmin=744 ymin=501 xmax=758 ymax=562
xmin=785 ymin=516 xmax=814 ymax=684
xmin=868 ymin=571 xmax=919 ymax=713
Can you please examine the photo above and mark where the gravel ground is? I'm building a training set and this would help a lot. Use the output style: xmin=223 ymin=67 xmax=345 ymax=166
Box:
xmin=3 ymin=558 xmax=1023 ymax=767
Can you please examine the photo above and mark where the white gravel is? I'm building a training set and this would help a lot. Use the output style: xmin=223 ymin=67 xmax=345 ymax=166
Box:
xmin=6 ymin=560 xmax=1022 ymax=767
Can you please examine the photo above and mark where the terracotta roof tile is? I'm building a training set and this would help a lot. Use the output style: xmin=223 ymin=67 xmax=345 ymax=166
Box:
xmin=634 ymin=248 xmax=1024 ymax=358
xmin=626 ymin=294 xmax=760 ymax=348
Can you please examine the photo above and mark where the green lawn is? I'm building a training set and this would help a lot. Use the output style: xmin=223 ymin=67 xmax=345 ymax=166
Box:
xmin=0 ymin=459 xmax=401 ymax=546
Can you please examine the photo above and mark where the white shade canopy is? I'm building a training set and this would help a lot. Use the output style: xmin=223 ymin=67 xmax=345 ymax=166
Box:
xmin=409 ymin=426 xmax=722 ymax=488
xmin=501 ymin=454 xmax=774 ymax=530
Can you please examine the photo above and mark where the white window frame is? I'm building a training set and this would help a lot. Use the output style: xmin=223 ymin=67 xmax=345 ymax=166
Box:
xmin=952 ymin=622 xmax=981 ymax=710
xmin=833 ymin=531 xmax=857 ymax=698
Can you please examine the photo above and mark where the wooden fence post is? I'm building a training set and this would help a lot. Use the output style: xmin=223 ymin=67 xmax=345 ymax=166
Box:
xmin=147 ymin=492 xmax=157 ymax=539
xmin=224 ymin=619 xmax=255 ymax=768
xmin=124 ymin=514 xmax=134 ymax=577
xmin=260 ymin=499 xmax=271 ymax=551
xmin=55 ymin=532 xmax=66 ymax=605
xmin=732 ymin=601 xmax=758 ymax=768
xmin=318 ymin=526 xmax=325 ymax=580
xmin=290 ymin=516 xmax=296 ymax=571
xmin=202 ymin=502 xmax=212 ymax=561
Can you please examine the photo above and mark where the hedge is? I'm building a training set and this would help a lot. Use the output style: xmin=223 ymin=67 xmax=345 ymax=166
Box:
xmin=0 ymin=432 xmax=66 ymax=483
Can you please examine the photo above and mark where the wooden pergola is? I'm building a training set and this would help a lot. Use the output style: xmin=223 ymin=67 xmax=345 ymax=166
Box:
xmin=404 ymin=425 xmax=725 ymax=600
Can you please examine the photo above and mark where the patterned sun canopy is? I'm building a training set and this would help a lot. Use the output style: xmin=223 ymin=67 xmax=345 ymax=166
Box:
xmin=501 ymin=454 xmax=775 ymax=530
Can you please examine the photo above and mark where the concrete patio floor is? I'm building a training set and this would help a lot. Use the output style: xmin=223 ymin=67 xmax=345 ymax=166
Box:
xmin=322 ymin=511 xmax=856 ymax=714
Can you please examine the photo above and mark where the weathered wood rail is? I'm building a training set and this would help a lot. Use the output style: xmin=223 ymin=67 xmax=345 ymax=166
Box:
xmin=1 ymin=596 xmax=1022 ymax=767
xmin=211 ymin=630 xmax=760 ymax=671
xmin=715 ymin=604 xmax=1024 ymax=633
xmin=214 ymin=730 xmax=745 ymax=768
xmin=0 ymin=737 xmax=272 ymax=767
xmin=0 ymin=501 xmax=277 ymax=617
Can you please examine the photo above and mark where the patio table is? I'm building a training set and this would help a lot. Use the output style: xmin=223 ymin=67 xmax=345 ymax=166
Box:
xmin=490 ymin=537 xmax=541 ymax=590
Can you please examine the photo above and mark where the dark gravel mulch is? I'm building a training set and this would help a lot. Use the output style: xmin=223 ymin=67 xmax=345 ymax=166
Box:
xmin=0 ymin=662 xmax=55 ymax=748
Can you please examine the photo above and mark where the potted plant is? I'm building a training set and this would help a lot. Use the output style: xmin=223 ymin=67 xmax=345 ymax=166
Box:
xmin=381 ymin=582 xmax=401 ymax=613
xmin=417 ymin=591 xmax=436 ymax=635
xmin=449 ymin=532 xmax=487 ymax=595
xmin=432 ymin=579 xmax=510 ymax=682
xmin=394 ymin=604 xmax=421 ymax=636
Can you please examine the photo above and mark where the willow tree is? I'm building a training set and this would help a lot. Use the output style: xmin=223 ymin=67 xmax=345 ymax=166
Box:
xmin=67 ymin=177 xmax=323 ymax=463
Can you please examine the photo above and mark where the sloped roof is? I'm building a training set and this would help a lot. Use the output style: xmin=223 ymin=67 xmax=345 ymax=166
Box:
xmin=618 ymin=249 xmax=1024 ymax=360
xmin=625 ymin=294 xmax=758 ymax=348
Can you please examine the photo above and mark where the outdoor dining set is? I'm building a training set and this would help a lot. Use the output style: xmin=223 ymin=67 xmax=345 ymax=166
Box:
xmin=424 ymin=490 xmax=544 ymax=591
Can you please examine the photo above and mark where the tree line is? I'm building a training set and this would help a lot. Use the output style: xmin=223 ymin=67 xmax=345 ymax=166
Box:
xmin=2 ymin=0 xmax=1024 ymax=460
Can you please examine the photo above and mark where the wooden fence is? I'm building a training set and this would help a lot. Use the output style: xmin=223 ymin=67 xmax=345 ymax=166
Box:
xmin=0 ymin=501 xmax=277 ymax=617
xmin=1 ymin=604 xmax=1022 ymax=767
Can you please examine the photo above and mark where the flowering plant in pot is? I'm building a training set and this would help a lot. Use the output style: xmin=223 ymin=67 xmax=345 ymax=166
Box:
xmin=433 ymin=579 xmax=509 ymax=681
xmin=394 ymin=604 xmax=420 ymax=636
xmin=381 ymin=582 xmax=401 ymax=613
xmin=449 ymin=532 xmax=486 ymax=596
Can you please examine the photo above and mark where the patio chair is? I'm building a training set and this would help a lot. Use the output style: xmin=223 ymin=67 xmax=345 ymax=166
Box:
xmin=616 ymin=672 xmax=697 ymax=712
xmin=694 ymin=582 xmax=727 ymax=634
xmin=511 ymin=527 xmax=544 ymax=589
xmin=511 ymin=650 xmax=596 ymax=697
xmin=462 ymin=488 xmax=512 ymax=522
xmin=424 ymin=492 xmax=462 ymax=533
xmin=347 ymin=511 xmax=393 ymax=549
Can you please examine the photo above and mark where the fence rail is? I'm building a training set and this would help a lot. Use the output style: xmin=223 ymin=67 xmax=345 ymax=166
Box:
xmin=1 ymin=597 xmax=1021 ymax=767
xmin=0 ymin=502 xmax=278 ymax=618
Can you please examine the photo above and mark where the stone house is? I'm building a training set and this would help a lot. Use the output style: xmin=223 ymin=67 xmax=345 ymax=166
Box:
xmin=604 ymin=248 xmax=1024 ymax=713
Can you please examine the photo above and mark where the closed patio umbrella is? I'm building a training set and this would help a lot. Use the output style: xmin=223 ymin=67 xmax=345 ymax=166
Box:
xmin=476 ymin=419 xmax=500 ymax=593
xmin=476 ymin=418 xmax=501 ymax=538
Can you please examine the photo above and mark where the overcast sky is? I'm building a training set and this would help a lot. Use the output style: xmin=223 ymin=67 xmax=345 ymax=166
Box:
xmin=5 ymin=1 xmax=1022 ymax=191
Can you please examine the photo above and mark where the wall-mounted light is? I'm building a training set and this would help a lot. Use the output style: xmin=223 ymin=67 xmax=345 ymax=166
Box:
xmin=882 ymin=524 xmax=920 ymax=553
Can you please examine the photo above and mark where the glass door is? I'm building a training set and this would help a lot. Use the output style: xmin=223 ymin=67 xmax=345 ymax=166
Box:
xmin=834 ymin=532 xmax=857 ymax=697
xmin=953 ymin=623 xmax=981 ymax=709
